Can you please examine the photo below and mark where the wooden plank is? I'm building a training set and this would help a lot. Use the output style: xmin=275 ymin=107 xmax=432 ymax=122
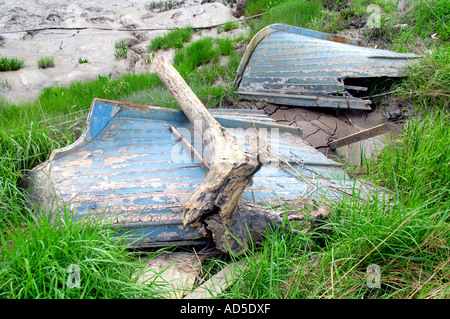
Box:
xmin=328 ymin=123 xmax=396 ymax=150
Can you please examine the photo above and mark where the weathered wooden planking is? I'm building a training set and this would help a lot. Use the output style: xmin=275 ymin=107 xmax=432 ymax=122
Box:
xmin=328 ymin=123 xmax=397 ymax=150
xmin=26 ymin=98 xmax=370 ymax=248
xmin=235 ymin=24 xmax=420 ymax=110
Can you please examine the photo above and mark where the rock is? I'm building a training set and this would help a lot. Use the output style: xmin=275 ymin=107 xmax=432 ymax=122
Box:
xmin=134 ymin=252 xmax=202 ymax=298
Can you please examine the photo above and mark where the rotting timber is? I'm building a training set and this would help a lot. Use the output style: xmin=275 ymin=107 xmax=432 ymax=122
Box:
xmin=25 ymin=62 xmax=384 ymax=255
xmin=152 ymin=55 xmax=284 ymax=254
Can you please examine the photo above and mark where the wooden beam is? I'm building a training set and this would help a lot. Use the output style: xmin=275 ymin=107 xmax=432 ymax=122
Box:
xmin=328 ymin=122 xmax=396 ymax=150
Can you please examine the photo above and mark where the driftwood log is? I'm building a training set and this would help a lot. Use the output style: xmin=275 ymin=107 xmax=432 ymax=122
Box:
xmin=152 ymin=55 xmax=284 ymax=254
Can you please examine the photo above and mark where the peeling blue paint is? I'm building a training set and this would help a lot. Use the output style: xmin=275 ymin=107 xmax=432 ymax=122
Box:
xmin=235 ymin=24 xmax=420 ymax=110
xmin=28 ymin=98 xmax=375 ymax=248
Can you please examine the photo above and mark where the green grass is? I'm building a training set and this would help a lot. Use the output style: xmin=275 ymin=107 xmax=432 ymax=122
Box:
xmin=0 ymin=208 xmax=164 ymax=298
xmin=147 ymin=27 xmax=194 ymax=51
xmin=115 ymin=40 xmax=127 ymax=50
xmin=173 ymin=37 xmax=235 ymax=74
xmin=173 ymin=37 xmax=218 ymax=72
xmin=245 ymin=0 xmax=289 ymax=16
xmin=0 ymin=57 xmax=25 ymax=72
xmin=403 ymin=0 xmax=450 ymax=42
xmin=247 ymin=0 xmax=326 ymax=37
xmin=78 ymin=58 xmax=89 ymax=64
xmin=123 ymin=37 xmax=241 ymax=109
xmin=114 ymin=49 xmax=127 ymax=59
xmin=118 ymin=86 xmax=178 ymax=109
xmin=114 ymin=40 xmax=128 ymax=59
xmin=0 ymin=73 xmax=162 ymax=129
xmin=37 ymin=57 xmax=54 ymax=69
xmin=380 ymin=0 xmax=450 ymax=109
xmin=396 ymin=44 xmax=450 ymax=109
xmin=217 ymin=21 xmax=239 ymax=34
xmin=0 ymin=125 xmax=60 ymax=223
xmin=216 ymin=38 xmax=234 ymax=56
xmin=364 ymin=111 xmax=450 ymax=207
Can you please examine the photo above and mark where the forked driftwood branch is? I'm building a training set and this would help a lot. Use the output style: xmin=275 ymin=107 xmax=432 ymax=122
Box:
xmin=152 ymin=55 xmax=283 ymax=254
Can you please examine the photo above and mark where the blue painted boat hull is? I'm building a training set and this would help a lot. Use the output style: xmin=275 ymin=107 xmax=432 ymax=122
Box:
xmin=235 ymin=24 xmax=420 ymax=110
xmin=26 ymin=98 xmax=369 ymax=247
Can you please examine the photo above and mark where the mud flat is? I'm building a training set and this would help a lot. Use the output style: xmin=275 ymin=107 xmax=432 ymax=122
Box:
xmin=236 ymin=99 xmax=399 ymax=167
xmin=0 ymin=0 xmax=241 ymax=103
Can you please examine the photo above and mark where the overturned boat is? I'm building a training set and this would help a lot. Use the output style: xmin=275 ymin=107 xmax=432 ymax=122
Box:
xmin=234 ymin=24 xmax=420 ymax=110
xmin=26 ymin=57 xmax=384 ymax=253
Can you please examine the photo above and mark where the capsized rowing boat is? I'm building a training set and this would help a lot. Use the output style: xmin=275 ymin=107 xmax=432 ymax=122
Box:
xmin=25 ymin=98 xmax=377 ymax=247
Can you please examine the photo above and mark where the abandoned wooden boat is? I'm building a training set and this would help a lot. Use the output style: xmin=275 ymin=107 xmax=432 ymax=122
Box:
xmin=25 ymin=97 xmax=376 ymax=248
xmin=234 ymin=24 xmax=420 ymax=110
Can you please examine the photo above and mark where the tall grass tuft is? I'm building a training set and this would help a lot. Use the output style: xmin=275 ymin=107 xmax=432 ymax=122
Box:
xmin=147 ymin=27 xmax=194 ymax=51
xmin=247 ymin=0 xmax=326 ymax=37
xmin=114 ymin=40 xmax=128 ymax=59
xmin=217 ymin=21 xmax=239 ymax=33
xmin=0 ymin=124 xmax=62 ymax=221
xmin=174 ymin=37 xmax=236 ymax=75
xmin=364 ymin=110 xmax=450 ymax=209
xmin=397 ymin=45 xmax=450 ymax=108
xmin=37 ymin=56 xmax=54 ymax=69
xmin=0 ymin=57 xmax=25 ymax=72
xmin=0 ymin=73 xmax=163 ymax=129
xmin=174 ymin=37 xmax=219 ymax=73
